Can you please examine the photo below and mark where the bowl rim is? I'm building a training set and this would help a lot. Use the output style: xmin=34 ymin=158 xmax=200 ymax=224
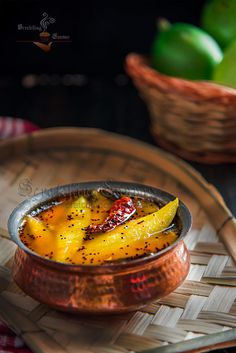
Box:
xmin=8 ymin=181 xmax=192 ymax=273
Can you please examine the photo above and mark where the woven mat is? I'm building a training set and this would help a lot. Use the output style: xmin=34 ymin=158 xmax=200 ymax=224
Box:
xmin=0 ymin=128 xmax=236 ymax=353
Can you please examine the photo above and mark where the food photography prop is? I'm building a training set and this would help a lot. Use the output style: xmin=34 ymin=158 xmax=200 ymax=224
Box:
xmin=0 ymin=128 xmax=236 ymax=353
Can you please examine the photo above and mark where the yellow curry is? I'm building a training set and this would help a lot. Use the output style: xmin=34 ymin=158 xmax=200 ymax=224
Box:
xmin=20 ymin=190 xmax=180 ymax=265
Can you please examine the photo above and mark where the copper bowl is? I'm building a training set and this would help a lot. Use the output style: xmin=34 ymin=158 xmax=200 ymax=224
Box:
xmin=8 ymin=181 xmax=191 ymax=314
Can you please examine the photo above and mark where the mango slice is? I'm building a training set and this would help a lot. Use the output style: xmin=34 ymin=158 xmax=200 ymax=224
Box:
xmin=22 ymin=196 xmax=92 ymax=262
xmin=54 ymin=196 xmax=92 ymax=262
xmin=22 ymin=215 xmax=55 ymax=257
xmin=21 ymin=195 xmax=180 ymax=265
xmin=73 ymin=198 xmax=179 ymax=264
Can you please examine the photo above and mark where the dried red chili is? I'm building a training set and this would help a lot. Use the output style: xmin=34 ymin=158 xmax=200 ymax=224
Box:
xmin=87 ymin=196 xmax=136 ymax=233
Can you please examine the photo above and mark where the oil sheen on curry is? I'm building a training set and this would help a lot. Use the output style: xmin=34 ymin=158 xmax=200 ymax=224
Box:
xmin=20 ymin=190 xmax=181 ymax=265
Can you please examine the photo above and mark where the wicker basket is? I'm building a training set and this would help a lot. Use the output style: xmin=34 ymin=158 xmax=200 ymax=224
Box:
xmin=126 ymin=53 xmax=236 ymax=164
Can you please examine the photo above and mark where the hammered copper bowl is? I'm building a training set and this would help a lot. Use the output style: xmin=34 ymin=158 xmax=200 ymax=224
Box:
xmin=8 ymin=181 xmax=191 ymax=314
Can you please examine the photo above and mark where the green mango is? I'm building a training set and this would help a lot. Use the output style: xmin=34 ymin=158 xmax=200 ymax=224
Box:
xmin=151 ymin=20 xmax=223 ymax=80
xmin=201 ymin=0 xmax=236 ymax=49
xmin=213 ymin=39 xmax=236 ymax=88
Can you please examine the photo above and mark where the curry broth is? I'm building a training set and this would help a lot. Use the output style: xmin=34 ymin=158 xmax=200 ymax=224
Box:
xmin=20 ymin=191 xmax=181 ymax=265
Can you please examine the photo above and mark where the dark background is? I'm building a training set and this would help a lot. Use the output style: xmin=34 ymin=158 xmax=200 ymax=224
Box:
xmin=0 ymin=2 xmax=236 ymax=352
xmin=0 ymin=0 xmax=206 ymax=134
xmin=2 ymin=0 xmax=206 ymax=75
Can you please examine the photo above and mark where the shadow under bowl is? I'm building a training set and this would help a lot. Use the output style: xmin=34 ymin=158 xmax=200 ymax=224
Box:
xmin=8 ymin=181 xmax=191 ymax=314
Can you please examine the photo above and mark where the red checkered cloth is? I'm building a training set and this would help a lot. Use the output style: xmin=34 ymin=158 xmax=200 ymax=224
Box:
xmin=0 ymin=322 xmax=31 ymax=353
xmin=0 ymin=117 xmax=39 ymax=140
xmin=0 ymin=117 xmax=39 ymax=352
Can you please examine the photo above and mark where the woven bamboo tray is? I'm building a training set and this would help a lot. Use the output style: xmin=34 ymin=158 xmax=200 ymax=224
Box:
xmin=126 ymin=53 xmax=236 ymax=164
xmin=1 ymin=127 xmax=236 ymax=353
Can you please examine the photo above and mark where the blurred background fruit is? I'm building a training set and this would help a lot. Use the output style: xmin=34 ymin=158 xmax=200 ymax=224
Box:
xmin=201 ymin=0 xmax=236 ymax=49
xmin=151 ymin=21 xmax=223 ymax=80
xmin=213 ymin=39 xmax=236 ymax=88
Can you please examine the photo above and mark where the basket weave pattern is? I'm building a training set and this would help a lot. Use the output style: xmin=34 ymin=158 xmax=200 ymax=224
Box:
xmin=0 ymin=128 xmax=236 ymax=353
xmin=126 ymin=54 xmax=236 ymax=164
